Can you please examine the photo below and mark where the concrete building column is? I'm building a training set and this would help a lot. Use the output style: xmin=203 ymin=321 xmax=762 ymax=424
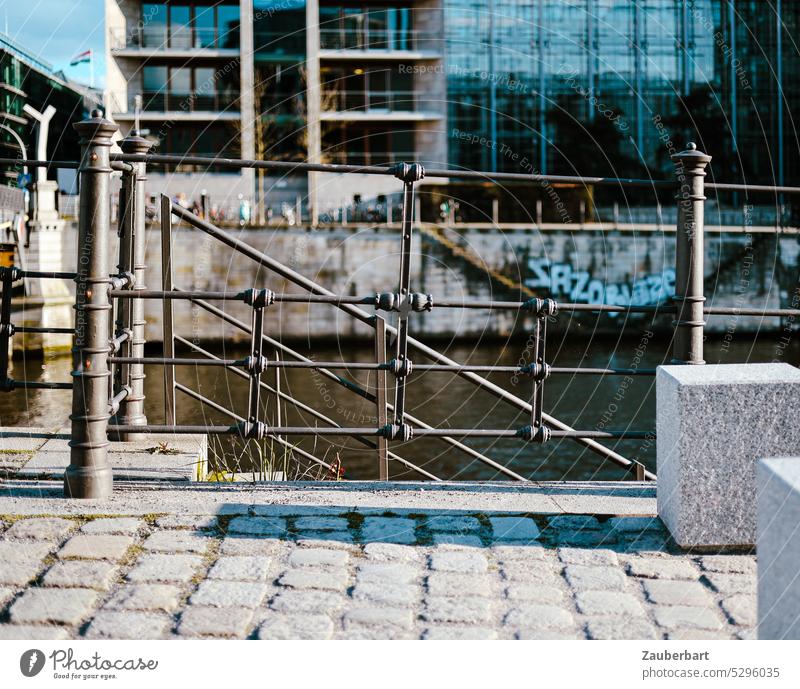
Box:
xmin=306 ymin=0 xmax=321 ymax=226
xmin=239 ymin=0 xmax=256 ymax=196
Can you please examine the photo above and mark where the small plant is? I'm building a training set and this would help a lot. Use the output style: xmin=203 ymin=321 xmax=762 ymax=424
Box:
xmin=147 ymin=441 xmax=181 ymax=456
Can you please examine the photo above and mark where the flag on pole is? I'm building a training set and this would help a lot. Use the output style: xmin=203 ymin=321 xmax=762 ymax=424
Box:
xmin=70 ymin=50 xmax=92 ymax=66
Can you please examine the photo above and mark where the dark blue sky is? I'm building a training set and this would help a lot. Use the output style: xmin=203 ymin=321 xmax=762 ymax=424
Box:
xmin=1 ymin=1 xmax=105 ymax=87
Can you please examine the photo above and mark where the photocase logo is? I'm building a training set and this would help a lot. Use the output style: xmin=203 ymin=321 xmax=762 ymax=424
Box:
xmin=20 ymin=649 xmax=45 ymax=677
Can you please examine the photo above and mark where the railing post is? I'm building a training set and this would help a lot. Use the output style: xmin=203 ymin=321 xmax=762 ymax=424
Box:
xmin=65 ymin=110 xmax=118 ymax=499
xmin=160 ymin=194 xmax=176 ymax=425
xmin=374 ymin=315 xmax=388 ymax=480
xmin=116 ymin=133 xmax=153 ymax=439
xmin=671 ymin=142 xmax=711 ymax=365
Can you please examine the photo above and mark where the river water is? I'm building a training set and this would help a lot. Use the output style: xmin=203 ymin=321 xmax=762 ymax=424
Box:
xmin=2 ymin=333 xmax=797 ymax=481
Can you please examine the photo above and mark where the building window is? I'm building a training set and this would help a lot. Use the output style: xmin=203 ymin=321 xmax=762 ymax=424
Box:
xmin=140 ymin=2 xmax=239 ymax=49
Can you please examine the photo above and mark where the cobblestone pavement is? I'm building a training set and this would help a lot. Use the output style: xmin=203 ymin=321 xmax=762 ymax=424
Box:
xmin=0 ymin=511 xmax=756 ymax=640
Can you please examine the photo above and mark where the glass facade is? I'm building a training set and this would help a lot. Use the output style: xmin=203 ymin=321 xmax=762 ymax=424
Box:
xmin=444 ymin=0 xmax=800 ymax=185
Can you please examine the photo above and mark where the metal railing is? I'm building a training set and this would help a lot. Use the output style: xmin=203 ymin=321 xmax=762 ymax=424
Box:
xmin=109 ymin=26 xmax=239 ymax=52
xmin=128 ymin=90 xmax=240 ymax=114
xmin=319 ymin=28 xmax=436 ymax=52
xmin=2 ymin=111 xmax=800 ymax=498
xmin=322 ymin=90 xmax=421 ymax=113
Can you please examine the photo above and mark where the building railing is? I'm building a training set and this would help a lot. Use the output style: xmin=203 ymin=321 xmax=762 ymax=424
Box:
xmin=322 ymin=90 xmax=420 ymax=113
xmin=319 ymin=28 xmax=436 ymax=52
xmin=108 ymin=26 xmax=239 ymax=52
xmin=128 ymin=90 xmax=240 ymax=114
xmin=2 ymin=112 xmax=800 ymax=498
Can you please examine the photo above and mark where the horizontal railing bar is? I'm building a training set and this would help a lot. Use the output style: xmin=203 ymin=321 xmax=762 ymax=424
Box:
xmin=11 ymin=326 xmax=75 ymax=335
xmin=109 ymin=356 xmax=243 ymax=367
xmin=181 ymin=295 xmax=524 ymax=481
xmin=0 ymin=157 xmax=79 ymax=169
xmin=2 ymin=269 xmax=78 ymax=280
xmin=107 ymin=423 xmax=654 ymax=440
xmin=703 ymin=306 xmax=800 ymax=317
xmin=172 ymin=334 xmax=440 ymax=480
xmin=109 ymin=153 xmax=800 ymax=195
xmin=2 ymin=379 xmax=72 ymax=390
xmin=170 ymin=203 xmax=652 ymax=479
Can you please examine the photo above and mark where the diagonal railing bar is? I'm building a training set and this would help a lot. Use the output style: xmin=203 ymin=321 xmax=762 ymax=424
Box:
xmin=170 ymin=202 xmax=648 ymax=479
xmin=181 ymin=294 xmax=523 ymax=481
xmin=173 ymin=381 xmax=334 ymax=475
xmin=173 ymin=334 xmax=441 ymax=482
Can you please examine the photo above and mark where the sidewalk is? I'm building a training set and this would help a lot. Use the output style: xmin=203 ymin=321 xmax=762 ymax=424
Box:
xmin=0 ymin=481 xmax=755 ymax=640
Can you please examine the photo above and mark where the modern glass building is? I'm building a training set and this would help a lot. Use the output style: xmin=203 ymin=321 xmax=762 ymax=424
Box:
xmin=105 ymin=1 xmax=800 ymax=205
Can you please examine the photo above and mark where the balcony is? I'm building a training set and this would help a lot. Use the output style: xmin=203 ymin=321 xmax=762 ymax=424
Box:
xmin=111 ymin=91 xmax=241 ymax=122
xmin=108 ymin=27 xmax=239 ymax=58
xmin=318 ymin=28 xmax=441 ymax=60
xmin=320 ymin=90 xmax=442 ymax=122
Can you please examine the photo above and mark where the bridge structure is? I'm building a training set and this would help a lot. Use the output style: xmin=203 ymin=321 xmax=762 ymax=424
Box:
xmin=1 ymin=111 xmax=799 ymax=499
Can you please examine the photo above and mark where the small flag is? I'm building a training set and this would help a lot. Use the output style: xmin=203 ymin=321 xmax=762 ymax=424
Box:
xmin=70 ymin=50 xmax=92 ymax=66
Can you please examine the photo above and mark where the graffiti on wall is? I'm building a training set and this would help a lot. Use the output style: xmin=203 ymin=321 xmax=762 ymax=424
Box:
xmin=525 ymin=258 xmax=676 ymax=311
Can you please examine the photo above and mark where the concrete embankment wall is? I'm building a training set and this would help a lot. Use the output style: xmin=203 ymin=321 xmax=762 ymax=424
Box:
xmin=26 ymin=224 xmax=800 ymax=343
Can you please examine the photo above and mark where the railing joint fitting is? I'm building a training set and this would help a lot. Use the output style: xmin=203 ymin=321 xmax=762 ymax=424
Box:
xmin=379 ymin=423 xmax=413 ymax=442
xmin=518 ymin=424 xmax=551 ymax=443
xmin=392 ymin=162 xmax=425 ymax=183
xmin=387 ymin=358 xmax=413 ymax=378
xmin=520 ymin=362 xmax=551 ymax=381
xmin=244 ymin=355 xmax=269 ymax=374
xmin=242 ymin=288 xmax=275 ymax=309
xmin=523 ymin=297 xmax=558 ymax=317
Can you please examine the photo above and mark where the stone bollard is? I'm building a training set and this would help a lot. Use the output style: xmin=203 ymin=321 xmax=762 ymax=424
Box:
xmin=657 ymin=363 xmax=800 ymax=548
xmin=757 ymin=457 xmax=800 ymax=639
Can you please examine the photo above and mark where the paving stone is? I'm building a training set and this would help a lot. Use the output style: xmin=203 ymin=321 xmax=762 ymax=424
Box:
xmin=0 ymin=540 xmax=55 ymax=562
xmin=545 ymin=515 xmax=601 ymax=531
xmin=0 ymin=586 xmax=14 ymax=606
xmin=5 ymin=518 xmax=75 ymax=541
xmin=701 ymin=573 xmax=755 ymax=595
xmin=652 ymin=605 xmax=724 ymax=631
xmin=208 ymin=556 xmax=270 ymax=582
xmin=257 ymin=613 xmax=334 ymax=640
xmin=489 ymin=517 xmax=541 ymax=541
xmin=423 ymin=627 xmax=498 ymax=640
xmin=0 ymin=558 xmax=46 ymax=586
xmin=721 ymin=594 xmax=757 ymax=626
xmin=142 ymin=530 xmax=211 ymax=554
xmin=156 ymin=515 xmax=219 ymax=530
xmin=564 ymin=565 xmax=627 ymax=591
xmin=500 ymin=561 xmax=561 ymax=585
xmin=84 ymin=611 xmax=173 ymax=639
xmin=220 ymin=537 xmax=281 ymax=556
xmin=423 ymin=597 xmax=491 ymax=624
xmin=278 ymin=568 xmax=349 ymax=591
xmin=362 ymin=542 xmax=419 ymax=562
xmin=9 ymin=588 xmax=98 ymax=625
xmin=352 ymin=581 xmax=417 ymax=607
xmin=505 ymin=583 xmax=564 ymax=604
xmin=345 ymin=606 xmax=414 ymax=630
xmin=626 ymin=557 xmax=698 ymax=580
xmin=698 ymin=556 xmax=756 ymax=575
xmin=104 ymin=584 xmax=181 ymax=613
xmin=191 ymin=580 xmax=267 ymax=608
xmin=179 ymin=606 xmax=254 ymax=638
xmin=426 ymin=573 xmax=492 ymax=597
xmin=288 ymin=547 xmax=349 ymax=569
xmin=126 ymin=554 xmax=204 ymax=583
xmin=431 ymin=534 xmax=484 ymax=548
xmin=269 ymin=589 xmax=345 ymax=615
xmin=0 ymin=624 xmax=71 ymax=640
xmin=356 ymin=563 xmax=418 ymax=585
xmin=586 ymin=619 xmax=659 ymax=640
xmin=504 ymin=605 xmax=574 ymax=630
xmin=227 ymin=516 xmax=287 ymax=537
xmin=58 ymin=534 xmax=135 ymax=561
xmin=668 ymin=629 xmax=736 ymax=640
xmin=81 ymin=518 xmax=145 ymax=535
xmin=343 ymin=626 xmax=415 ymax=640
xmin=616 ymin=534 xmax=670 ymax=553
xmin=516 ymin=629 xmax=585 ymax=640
xmin=429 ymin=550 xmax=487 ymax=574
xmin=491 ymin=544 xmax=548 ymax=561
xmin=294 ymin=516 xmax=350 ymax=532
xmin=642 ymin=579 xmax=713 ymax=607
xmin=42 ymin=560 xmax=118 ymax=590
xmin=575 ymin=591 xmax=645 ymax=617
xmin=558 ymin=548 xmax=618 ymax=567
xmin=553 ymin=530 xmax=617 ymax=548
xmin=426 ymin=515 xmax=482 ymax=533
xmin=361 ymin=517 xmax=417 ymax=544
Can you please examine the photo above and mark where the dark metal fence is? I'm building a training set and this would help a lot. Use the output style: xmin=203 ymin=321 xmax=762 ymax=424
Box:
xmin=2 ymin=110 xmax=800 ymax=498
